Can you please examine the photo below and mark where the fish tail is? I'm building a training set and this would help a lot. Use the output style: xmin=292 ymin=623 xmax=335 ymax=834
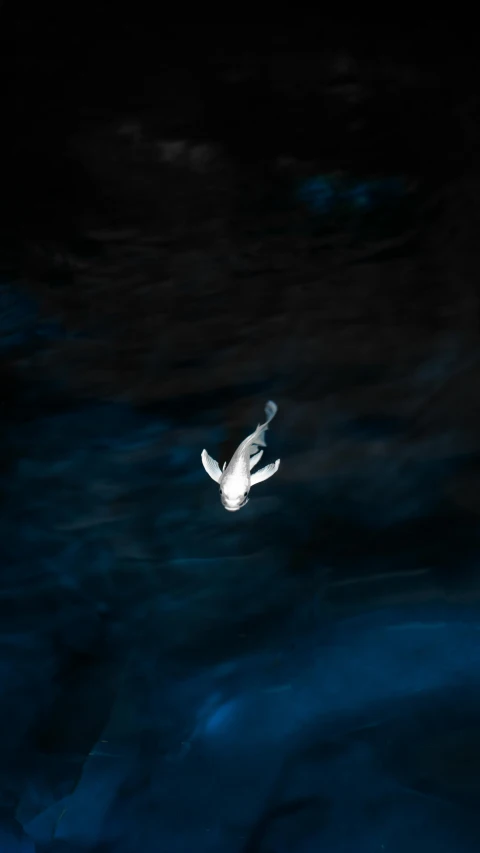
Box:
xmin=264 ymin=400 xmax=278 ymax=424
xmin=248 ymin=401 xmax=278 ymax=452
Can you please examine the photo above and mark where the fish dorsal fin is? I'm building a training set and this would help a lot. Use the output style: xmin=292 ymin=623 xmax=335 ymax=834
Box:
xmin=250 ymin=458 xmax=280 ymax=486
xmin=249 ymin=449 xmax=264 ymax=471
xmin=201 ymin=449 xmax=222 ymax=483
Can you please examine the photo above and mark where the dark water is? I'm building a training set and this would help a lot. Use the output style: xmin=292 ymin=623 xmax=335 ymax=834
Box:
xmin=2 ymin=15 xmax=480 ymax=852
xmin=2 ymin=311 xmax=480 ymax=851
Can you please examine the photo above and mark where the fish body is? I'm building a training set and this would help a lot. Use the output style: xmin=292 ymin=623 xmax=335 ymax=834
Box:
xmin=201 ymin=400 xmax=280 ymax=511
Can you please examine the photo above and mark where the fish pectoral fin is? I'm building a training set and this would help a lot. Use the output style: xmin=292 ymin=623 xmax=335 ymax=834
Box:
xmin=201 ymin=449 xmax=223 ymax=483
xmin=250 ymin=458 xmax=280 ymax=486
xmin=249 ymin=449 xmax=264 ymax=470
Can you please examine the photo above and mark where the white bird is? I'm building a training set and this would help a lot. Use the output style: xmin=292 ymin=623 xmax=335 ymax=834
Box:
xmin=201 ymin=400 xmax=280 ymax=511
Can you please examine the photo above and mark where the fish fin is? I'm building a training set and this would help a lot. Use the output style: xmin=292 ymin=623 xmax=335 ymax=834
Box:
xmin=253 ymin=430 xmax=267 ymax=448
xmin=250 ymin=458 xmax=280 ymax=486
xmin=264 ymin=400 xmax=278 ymax=424
xmin=252 ymin=401 xmax=278 ymax=448
xmin=240 ymin=401 xmax=279 ymax=456
xmin=201 ymin=449 xmax=222 ymax=483
xmin=249 ymin=449 xmax=264 ymax=470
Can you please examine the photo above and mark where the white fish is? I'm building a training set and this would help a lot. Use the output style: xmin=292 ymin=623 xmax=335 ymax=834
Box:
xmin=201 ymin=400 xmax=280 ymax=511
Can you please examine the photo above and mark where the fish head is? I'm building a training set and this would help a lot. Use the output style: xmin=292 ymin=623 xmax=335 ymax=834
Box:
xmin=221 ymin=492 xmax=249 ymax=511
xmin=220 ymin=471 xmax=250 ymax=511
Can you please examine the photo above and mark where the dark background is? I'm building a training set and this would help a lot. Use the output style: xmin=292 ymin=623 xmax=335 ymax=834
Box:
xmin=2 ymin=8 xmax=480 ymax=852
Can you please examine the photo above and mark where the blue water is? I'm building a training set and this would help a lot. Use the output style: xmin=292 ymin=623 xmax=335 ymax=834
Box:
xmin=2 ymin=279 xmax=480 ymax=852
